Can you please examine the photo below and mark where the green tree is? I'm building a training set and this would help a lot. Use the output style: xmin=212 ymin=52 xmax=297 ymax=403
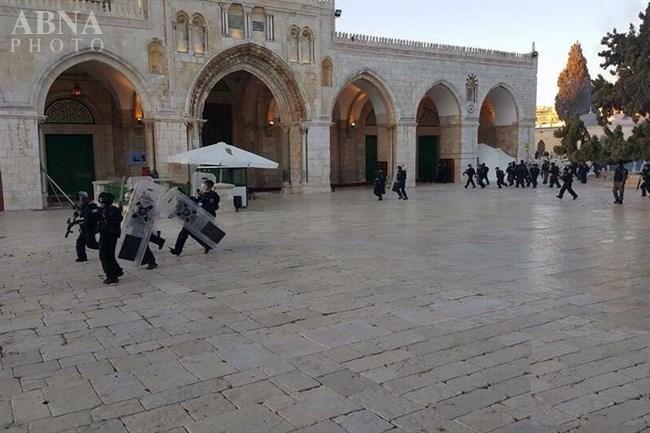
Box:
xmin=553 ymin=116 xmax=592 ymax=159
xmin=593 ymin=3 xmax=650 ymax=120
xmin=574 ymin=136 xmax=602 ymax=162
xmin=601 ymin=126 xmax=635 ymax=163
xmin=628 ymin=121 xmax=650 ymax=160
xmin=555 ymin=43 xmax=593 ymax=121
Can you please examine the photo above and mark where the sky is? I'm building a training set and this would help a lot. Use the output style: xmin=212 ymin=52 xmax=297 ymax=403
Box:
xmin=334 ymin=0 xmax=648 ymax=107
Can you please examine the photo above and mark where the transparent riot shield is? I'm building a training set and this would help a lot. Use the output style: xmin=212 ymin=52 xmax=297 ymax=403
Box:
xmin=159 ymin=188 xmax=226 ymax=249
xmin=118 ymin=180 xmax=164 ymax=265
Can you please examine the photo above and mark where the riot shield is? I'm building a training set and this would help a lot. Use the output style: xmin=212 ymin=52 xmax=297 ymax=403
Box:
xmin=159 ymin=188 xmax=226 ymax=249
xmin=118 ymin=180 xmax=164 ymax=265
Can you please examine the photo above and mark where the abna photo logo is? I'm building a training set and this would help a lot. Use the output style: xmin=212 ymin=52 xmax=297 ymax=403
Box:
xmin=10 ymin=10 xmax=105 ymax=53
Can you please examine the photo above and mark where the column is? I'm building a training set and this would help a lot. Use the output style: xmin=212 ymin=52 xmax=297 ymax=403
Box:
xmin=459 ymin=119 xmax=479 ymax=183
xmin=220 ymin=4 xmax=229 ymax=36
xmin=287 ymin=123 xmax=303 ymax=192
xmin=152 ymin=118 xmax=190 ymax=182
xmin=302 ymin=121 xmax=331 ymax=193
xmin=244 ymin=7 xmax=252 ymax=39
xmin=0 ymin=112 xmax=44 ymax=210
xmin=395 ymin=120 xmax=417 ymax=187
xmin=518 ymin=118 xmax=535 ymax=161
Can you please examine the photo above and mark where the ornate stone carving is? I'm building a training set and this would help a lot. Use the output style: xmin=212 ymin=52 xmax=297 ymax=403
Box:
xmin=45 ymin=99 xmax=94 ymax=124
xmin=190 ymin=43 xmax=307 ymax=124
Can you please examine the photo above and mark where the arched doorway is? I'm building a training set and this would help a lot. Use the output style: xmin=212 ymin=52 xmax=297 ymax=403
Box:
xmin=478 ymin=85 xmax=519 ymax=157
xmin=40 ymin=59 xmax=149 ymax=202
xmin=188 ymin=44 xmax=307 ymax=192
xmin=330 ymin=72 xmax=395 ymax=187
xmin=415 ymin=83 xmax=461 ymax=183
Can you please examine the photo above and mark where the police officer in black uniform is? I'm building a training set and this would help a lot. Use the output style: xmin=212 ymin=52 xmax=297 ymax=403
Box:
xmin=515 ymin=160 xmax=528 ymax=188
xmin=495 ymin=167 xmax=507 ymax=189
xmin=170 ymin=180 xmax=220 ymax=256
xmin=75 ymin=191 xmax=100 ymax=262
xmin=463 ymin=164 xmax=477 ymax=189
xmin=97 ymin=192 xmax=124 ymax=284
xmin=529 ymin=164 xmax=541 ymax=189
xmin=506 ymin=162 xmax=516 ymax=186
xmin=396 ymin=166 xmax=408 ymax=200
xmin=548 ymin=162 xmax=561 ymax=188
xmin=557 ymin=167 xmax=578 ymax=200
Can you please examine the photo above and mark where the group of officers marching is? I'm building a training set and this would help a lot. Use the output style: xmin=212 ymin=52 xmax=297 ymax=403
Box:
xmin=463 ymin=159 xmax=650 ymax=204
xmin=70 ymin=180 xmax=221 ymax=285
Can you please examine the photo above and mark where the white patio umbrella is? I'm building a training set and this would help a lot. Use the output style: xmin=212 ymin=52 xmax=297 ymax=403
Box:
xmin=167 ymin=142 xmax=278 ymax=169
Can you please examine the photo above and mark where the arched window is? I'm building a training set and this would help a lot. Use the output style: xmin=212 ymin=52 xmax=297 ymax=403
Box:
xmin=191 ymin=14 xmax=207 ymax=55
xmin=300 ymin=28 xmax=314 ymax=64
xmin=251 ymin=7 xmax=266 ymax=42
xmin=45 ymin=99 xmax=94 ymax=124
xmin=365 ymin=110 xmax=376 ymax=126
xmin=287 ymin=26 xmax=300 ymax=63
xmin=174 ymin=12 xmax=190 ymax=53
xmin=321 ymin=57 xmax=333 ymax=87
xmin=228 ymin=4 xmax=244 ymax=39
xmin=148 ymin=39 xmax=167 ymax=74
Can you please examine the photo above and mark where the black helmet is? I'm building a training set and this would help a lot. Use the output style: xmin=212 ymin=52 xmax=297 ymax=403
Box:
xmin=98 ymin=192 xmax=115 ymax=206
xmin=77 ymin=191 xmax=90 ymax=203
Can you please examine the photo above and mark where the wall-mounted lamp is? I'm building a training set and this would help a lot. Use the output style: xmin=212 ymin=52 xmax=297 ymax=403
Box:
xmin=334 ymin=9 xmax=342 ymax=18
xmin=268 ymin=120 xmax=275 ymax=126
xmin=350 ymin=121 xmax=356 ymax=128
xmin=71 ymin=81 xmax=81 ymax=96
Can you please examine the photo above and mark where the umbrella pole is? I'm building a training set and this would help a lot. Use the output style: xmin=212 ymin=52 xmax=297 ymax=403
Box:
xmin=219 ymin=169 xmax=223 ymax=184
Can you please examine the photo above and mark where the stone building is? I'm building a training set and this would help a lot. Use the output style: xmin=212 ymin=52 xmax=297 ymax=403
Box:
xmin=0 ymin=0 xmax=538 ymax=210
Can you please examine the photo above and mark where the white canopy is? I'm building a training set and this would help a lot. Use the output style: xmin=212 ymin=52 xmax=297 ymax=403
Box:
xmin=167 ymin=142 xmax=278 ymax=169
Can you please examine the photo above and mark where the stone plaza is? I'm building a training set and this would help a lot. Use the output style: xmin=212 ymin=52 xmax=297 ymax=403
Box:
xmin=0 ymin=182 xmax=648 ymax=433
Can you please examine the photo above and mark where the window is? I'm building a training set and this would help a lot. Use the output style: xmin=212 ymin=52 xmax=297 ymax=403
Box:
xmin=191 ymin=14 xmax=207 ymax=55
xmin=287 ymin=26 xmax=300 ymax=63
xmin=148 ymin=40 xmax=167 ymax=74
xmin=175 ymin=12 xmax=190 ymax=53
xmin=45 ymin=99 xmax=94 ymax=124
xmin=300 ymin=28 xmax=314 ymax=64
xmin=321 ymin=57 xmax=333 ymax=87
xmin=466 ymin=73 xmax=478 ymax=103
xmin=251 ymin=7 xmax=266 ymax=42
xmin=228 ymin=4 xmax=244 ymax=39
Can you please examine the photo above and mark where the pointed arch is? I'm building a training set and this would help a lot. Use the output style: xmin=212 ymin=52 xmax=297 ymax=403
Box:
xmin=174 ymin=11 xmax=190 ymax=53
xmin=187 ymin=43 xmax=308 ymax=124
xmin=191 ymin=14 xmax=207 ymax=55
xmin=330 ymin=69 xmax=397 ymax=125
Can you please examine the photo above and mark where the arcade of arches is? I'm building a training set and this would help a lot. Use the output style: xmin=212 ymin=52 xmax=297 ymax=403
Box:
xmin=36 ymin=56 xmax=522 ymax=202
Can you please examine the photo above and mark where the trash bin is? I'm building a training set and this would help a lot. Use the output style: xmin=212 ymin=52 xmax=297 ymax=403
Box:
xmin=233 ymin=195 xmax=242 ymax=211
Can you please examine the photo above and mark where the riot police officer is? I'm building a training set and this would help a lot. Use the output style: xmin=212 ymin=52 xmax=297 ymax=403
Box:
xmin=529 ymin=164 xmax=540 ymax=189
xmin=75 ymin=191 xmax=100 ymax=262
xmin=548 ymin=163 xmax=561 ymax=188
xmin=463 ymin=164 xmax=477 ymax=189
xmin=557 ymin=168 xmax=578 ymax=200
xmin=97 ymin=192 xmax=124 ymax=284
xmin=170 ymin=180 xmax=220 ymax=256
xmin=640 ymin=162 xmax=649 ymax=197
xmin=495 ymin=167 xmax=507 ymax=189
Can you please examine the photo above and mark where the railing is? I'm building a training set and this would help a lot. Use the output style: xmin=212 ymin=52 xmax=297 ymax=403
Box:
xmin=0 ymin=0 xmax=146 ymax=19
xmin=334 ymin=31 xmax=533 ymax=62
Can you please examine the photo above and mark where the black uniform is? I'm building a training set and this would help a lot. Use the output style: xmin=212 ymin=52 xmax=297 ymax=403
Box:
xmin=373 ymin=170 xmax=386 ymax=200
xmin=496 ymin=168 xmax=507 ymax=189
xmin=557 ymin=170 xmax=578 ymax=200
xmin=515 ymin=162 xmax=528 ymax=188
xmin=541 ymin=160 xmax=550 ymax=184
xmin=75 ymin=202 xmax=100 ymax=261
xmin=396 ymin=168 xmax=408 ymax=200
xmin=464 ymin=166 xmax=476 ymax=188
xmin=171 ymin=190 xmax=220 ymax=255
xmin=529 ymin=165 xmax=540 ymax=189
xmin=98 ymin=205 xmax=124 ymax=283
xmin=477 ymin=164 xmax=490 ymax=188
xmin=578 ymin=163 xmax=589 ymax=184
xmin=549 ymin=165 xmax=561 ymax=188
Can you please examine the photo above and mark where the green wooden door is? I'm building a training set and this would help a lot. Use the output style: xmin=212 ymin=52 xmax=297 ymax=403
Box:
xmin=45 ymin=134 xmax=95 ymax=197
xmin=365 ymin=135 xmax=378 ymax=183
xmin=417 ymin=136 xmax=439 ymax=183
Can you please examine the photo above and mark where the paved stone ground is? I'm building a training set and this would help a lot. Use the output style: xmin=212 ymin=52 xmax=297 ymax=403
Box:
xmin=0 ymin=181 xmax=649 ymax=433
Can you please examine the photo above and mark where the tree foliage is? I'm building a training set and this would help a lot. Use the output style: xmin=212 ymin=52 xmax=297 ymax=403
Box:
xmin=555 ymin=43 xmax=593 ymax=121
xmin=592 ymin=3 xmax=650 ymax=120
xmin=553 ymin=116 xmax=592 ymax=160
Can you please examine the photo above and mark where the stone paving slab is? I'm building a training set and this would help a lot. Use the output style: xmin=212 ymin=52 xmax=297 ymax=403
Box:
xmin=0 ymin=183 xmax=649 ymax=432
